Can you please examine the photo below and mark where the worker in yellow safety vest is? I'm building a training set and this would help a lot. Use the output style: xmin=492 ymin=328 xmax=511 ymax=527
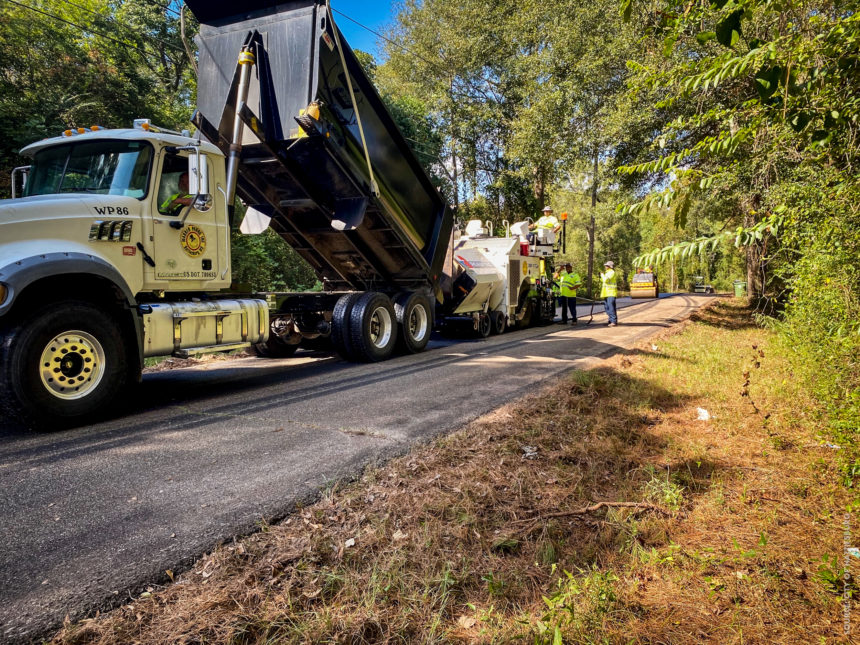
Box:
xmin=551 ymin=266 xmax=563 ymax=298
xmin=600 ymin=260 xmax=618 ymax=327
xmin=558 ymin=262 xmax=582 ymax=324
xmin=160 ymin=172 xmax=192 ymax=216
xmin=528 ymin=206 xmax=561 ymax=243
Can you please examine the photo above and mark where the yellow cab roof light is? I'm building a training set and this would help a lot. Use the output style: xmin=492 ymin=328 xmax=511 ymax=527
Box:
xmin=61 ymin=125 xmax=105 ymax=137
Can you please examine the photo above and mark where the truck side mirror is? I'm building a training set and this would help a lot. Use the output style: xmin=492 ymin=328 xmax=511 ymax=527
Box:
xmin=11 ymin=166 xmax=30 ymax=199
xmin=188 ymin=153 xmax=211 ymax=211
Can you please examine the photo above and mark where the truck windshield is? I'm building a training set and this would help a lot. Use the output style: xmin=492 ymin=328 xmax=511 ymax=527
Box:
xmin=24 ymin=140 xmax=153 ymax=199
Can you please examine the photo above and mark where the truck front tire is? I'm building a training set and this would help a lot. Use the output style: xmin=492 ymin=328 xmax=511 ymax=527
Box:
xmin=0 ymin=301 xmax=131 ymax=430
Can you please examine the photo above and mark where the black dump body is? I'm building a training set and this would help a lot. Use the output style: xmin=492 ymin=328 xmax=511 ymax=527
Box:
xmin=186 ymin=0 xmax=452 ymax=295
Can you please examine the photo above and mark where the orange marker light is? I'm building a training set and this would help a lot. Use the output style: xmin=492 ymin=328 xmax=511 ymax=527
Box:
xmin=77 ymin=128 xmax=86 ymax=134
xmin=63 ymin=130 xmax=73 ymax=137
xmin=560 ymin=212 xmax=568 ymax=221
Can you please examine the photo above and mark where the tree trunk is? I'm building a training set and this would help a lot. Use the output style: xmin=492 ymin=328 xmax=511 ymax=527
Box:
xmin=744 ymin=203 xmax=763 ymax=299
xmin=533 ymin=166 xmax=546 ymax=210
xmin=451 ymin=148 xmax=459 ymax=212
xmin=586 ymin=146 xmax=598 ymax=298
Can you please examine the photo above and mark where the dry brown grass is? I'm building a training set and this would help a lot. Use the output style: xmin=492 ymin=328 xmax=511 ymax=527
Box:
xmin=54 ymin=300 xmax=858 ymax=644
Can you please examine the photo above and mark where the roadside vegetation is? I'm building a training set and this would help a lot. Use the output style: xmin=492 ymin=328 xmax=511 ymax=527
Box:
xmin=54 ymin=299 xmax=854 ymax=644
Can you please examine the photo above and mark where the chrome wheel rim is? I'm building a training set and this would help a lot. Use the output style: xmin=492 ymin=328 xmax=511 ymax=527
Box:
xmin=407 ymin=303 xmax=429 ymax=343
xmin=369 ymin=306 xmax=393 ymax=349
xmin=39 ymin=330 xmax=106 ymax=400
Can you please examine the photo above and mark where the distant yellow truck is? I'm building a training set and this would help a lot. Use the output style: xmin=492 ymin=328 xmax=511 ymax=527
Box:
xmin=631 ymin=269 xmax=659 ymax=299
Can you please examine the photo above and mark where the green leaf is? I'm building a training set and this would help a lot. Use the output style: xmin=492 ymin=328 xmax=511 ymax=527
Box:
xmin=755 ymin=65 xmax=782 ymax=100
xmin=696 ymin=31 xmax=716 ymax=45
xmin=811 ymin=129 xmax=832 ymax=147
xmin=788 ymin=110 xmax=812 ymax=132
xmin=664 ymin=35 xmax=678 ymax=57
xmin=621 ymin=0 xmax=633 ymax=21
xmin=715 ymin=10 xmax=743 ymax=48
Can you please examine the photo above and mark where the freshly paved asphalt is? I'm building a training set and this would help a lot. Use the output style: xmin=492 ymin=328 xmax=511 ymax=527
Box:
xmin=0 ymin=294 xmax=712 ymax=643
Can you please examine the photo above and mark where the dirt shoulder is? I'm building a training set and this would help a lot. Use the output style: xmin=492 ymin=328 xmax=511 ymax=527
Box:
xmin=55 ymin=300 xmax=855 ymax=644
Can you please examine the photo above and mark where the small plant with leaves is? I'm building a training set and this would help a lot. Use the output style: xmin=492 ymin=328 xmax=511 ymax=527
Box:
xmin=642 ymin=465 xmax=685 ymax=511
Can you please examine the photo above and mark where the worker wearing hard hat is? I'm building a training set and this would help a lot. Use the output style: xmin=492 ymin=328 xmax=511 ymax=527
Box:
xmin=558 ymin=262 xmax=582 ymax=324
xmin=530 ymin=206 xmax=562 ymax=233
xmin=527 ymin=206 xmax=561 ymax=244
xmin=601 ymin=260 xmax=618 ymax=327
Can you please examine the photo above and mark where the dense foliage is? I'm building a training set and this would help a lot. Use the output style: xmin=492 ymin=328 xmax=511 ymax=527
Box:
xmin=0 ymin=0 xmax=195 ymax=192
xmin=617 ymin=0 xmax=860 ymax=482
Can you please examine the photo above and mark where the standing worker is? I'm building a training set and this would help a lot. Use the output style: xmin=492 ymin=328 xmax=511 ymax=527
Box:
xmin=528 ymin=206 xmax=561 ymax=243
xmin=552 ymin=265 xmax=563 ymax=315
xmin=559 ymin=262 xmax=582 ymax=324
xmin=601 ymin=260 xmax=618 ymax=327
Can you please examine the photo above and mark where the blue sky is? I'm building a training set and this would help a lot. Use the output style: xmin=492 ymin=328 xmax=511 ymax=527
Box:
xmin=330 ymin=1 xmax=396 ymax=59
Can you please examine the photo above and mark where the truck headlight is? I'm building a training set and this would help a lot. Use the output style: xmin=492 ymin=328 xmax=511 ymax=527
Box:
xmin=0 ymin=283 xmax=7 ymax=306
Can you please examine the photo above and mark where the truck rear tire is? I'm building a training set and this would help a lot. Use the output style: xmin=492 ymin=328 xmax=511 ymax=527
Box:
xmin=349 ymin=292 xmax=397 ymax=362
xmin=394 ymin=292 xmax=432 ymax=354
xmin=0 ymin=301 xmax=130 ymax=430
xmin=331 ymin=293 xmax=363 ymax=361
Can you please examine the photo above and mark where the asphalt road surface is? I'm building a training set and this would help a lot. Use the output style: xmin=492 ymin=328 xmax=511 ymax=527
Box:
xmin=0 ymin=294 xmax=713 ymax=642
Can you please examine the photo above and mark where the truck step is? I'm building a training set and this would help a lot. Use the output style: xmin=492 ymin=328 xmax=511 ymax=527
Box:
xmin=173 ymin=342 xmax=251 ymax=358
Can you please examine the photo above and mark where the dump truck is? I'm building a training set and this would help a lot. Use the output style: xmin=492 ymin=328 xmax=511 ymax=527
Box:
xmin=0 ymin=0 xmax=552 ymax=429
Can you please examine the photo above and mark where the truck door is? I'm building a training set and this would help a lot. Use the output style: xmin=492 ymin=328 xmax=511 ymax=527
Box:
xmin=147 ymin=151 xmax=227 ymax=290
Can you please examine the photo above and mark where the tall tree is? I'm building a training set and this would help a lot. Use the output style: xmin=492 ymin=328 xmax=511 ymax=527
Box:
xmin=0 ymin=0 xmax=197 ymax=196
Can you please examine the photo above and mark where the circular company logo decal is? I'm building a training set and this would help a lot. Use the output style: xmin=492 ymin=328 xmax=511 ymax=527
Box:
xmin=179 ymin=225 xmax=206 ymax=257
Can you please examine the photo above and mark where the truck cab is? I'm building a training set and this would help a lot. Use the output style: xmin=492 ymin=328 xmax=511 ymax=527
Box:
xmin=3 ymin=122 xmax=230 ymax=298
xmin=0 ymin=122 xmax=270 ymax=429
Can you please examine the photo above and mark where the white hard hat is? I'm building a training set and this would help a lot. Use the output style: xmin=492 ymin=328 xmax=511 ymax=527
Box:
xmin=542 ymin=206 xmax=553 ymax=212
xmin=604 ymin=260 xmax=614 ymax=268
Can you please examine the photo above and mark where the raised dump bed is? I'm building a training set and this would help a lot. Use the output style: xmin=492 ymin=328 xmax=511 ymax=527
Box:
xmin=186 ymin=0 xmax=452 ymax=296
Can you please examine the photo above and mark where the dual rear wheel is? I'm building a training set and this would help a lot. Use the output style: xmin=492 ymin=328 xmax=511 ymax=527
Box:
xmin=331 ymin=291 xmax=433 ymax=362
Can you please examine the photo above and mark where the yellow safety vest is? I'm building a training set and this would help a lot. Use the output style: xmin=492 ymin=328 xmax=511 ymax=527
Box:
xmin=561 ymin=272 xmax=581 ymax=297
xmin=552 ymin=271 xmax=563 ymax=295
xmin=160 ymin=192 xmax=190 ymax=215
xmin=600 ymin=269 xmax=617 ymax=298
xmin=535 ymin=215 xmax=559 ymax=230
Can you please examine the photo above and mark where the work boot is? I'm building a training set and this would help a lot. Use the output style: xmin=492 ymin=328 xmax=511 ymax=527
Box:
xmin=608 ymin=323 xmax=617 ymax=327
